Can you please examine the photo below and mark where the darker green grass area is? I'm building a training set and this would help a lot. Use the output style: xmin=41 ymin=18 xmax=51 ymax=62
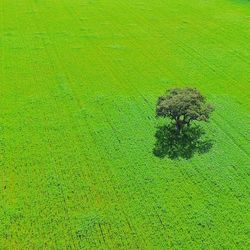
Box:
xmin=153 ymin=123 xmax=214 ymax=160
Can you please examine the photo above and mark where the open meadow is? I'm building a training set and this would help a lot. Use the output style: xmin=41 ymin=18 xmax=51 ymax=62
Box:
xmin=1 ymin=0 xmax=250 ymax=248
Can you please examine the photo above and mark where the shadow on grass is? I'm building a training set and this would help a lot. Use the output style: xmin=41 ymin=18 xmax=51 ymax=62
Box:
xmin=153 ymin=124 xmax=213 ymax=160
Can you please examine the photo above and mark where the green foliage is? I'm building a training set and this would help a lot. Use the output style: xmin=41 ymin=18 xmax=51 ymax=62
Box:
xmin=1 ymin=0 xmax=249 ymax=249
xmin=156 ymin=88 xmax=214 ymax=131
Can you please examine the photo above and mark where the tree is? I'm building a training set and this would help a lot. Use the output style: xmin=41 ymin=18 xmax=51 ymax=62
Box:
xmin=156 ymin=87 xmax=214 ymax=133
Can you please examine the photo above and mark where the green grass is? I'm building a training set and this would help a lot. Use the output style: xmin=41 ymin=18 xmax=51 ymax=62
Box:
xmin=1 ymin=0 xmax=250 ymax=248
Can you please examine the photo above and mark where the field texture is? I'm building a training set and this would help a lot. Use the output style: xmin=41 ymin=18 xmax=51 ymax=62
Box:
xmin=1 ymin=0 xmax=250 ymax=249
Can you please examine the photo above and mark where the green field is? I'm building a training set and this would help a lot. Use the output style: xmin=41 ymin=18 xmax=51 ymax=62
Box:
xmin=1 ymin=0 xmax=250 ymax=248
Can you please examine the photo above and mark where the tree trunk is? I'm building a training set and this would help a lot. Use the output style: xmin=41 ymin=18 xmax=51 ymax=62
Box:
xmin=176 ymin=120 xmax=182 ymax=134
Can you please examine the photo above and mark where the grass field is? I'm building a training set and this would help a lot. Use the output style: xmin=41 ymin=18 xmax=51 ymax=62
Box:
xmin=1 ymin=0 xmax=250 ymax=248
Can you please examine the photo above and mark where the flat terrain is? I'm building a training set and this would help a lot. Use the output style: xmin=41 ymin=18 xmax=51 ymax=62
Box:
xmin=1 ymin=0 xmax=250 ymax=248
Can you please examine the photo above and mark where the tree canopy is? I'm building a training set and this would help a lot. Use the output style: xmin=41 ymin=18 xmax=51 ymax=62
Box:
xmin=156 ymin=88 xmax=214 ymax=132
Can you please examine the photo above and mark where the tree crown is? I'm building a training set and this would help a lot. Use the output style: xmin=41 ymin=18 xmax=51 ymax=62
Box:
xmin=156 ymin=88 xmax=214 ymax=127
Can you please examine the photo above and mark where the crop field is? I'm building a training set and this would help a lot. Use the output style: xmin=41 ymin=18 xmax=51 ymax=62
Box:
xmin=1 ymin=0 xmax=250 ymax=249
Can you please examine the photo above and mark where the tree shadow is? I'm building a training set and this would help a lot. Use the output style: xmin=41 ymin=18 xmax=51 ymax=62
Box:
xmin=153 ymin=124 xmax=213 ymax=160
